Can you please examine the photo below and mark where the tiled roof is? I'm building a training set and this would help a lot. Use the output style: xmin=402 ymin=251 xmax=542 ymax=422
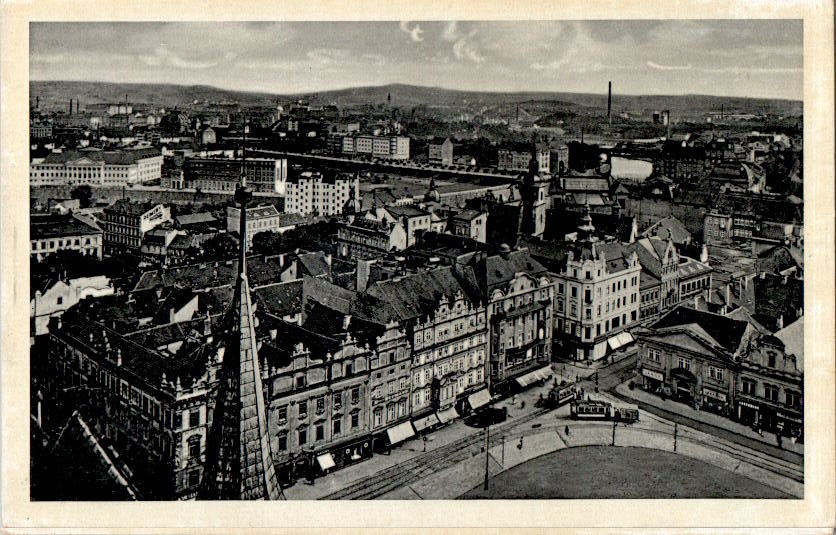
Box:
xmin=30 ymin=214 xmax=101 ymax=240
xmin=642 ymin=216 xmax=692 ymax=244
xmin=367 ymin=266 xmax=483 ymax=323
xmin=651 ymin=305 xmax=751 ymax=354
xmin=297 ymin=251 xmax=331 ymax=278
xmin=470 ymin=249 xmax=548 ymax=292
xmin=253 ymin=280 xmax=304 ymax=317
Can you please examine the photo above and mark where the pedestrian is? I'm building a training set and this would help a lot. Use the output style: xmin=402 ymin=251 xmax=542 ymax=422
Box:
xmin=565 ymin=425 xmax=570 ymax=436
xmin=517 ymin=436 xmax=524 ymax=450
xmin=776 ymin=433 xmax=783 ymax=449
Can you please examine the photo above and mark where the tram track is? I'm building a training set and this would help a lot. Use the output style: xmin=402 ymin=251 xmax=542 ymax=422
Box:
xmin=322 ymin=407 xmax=550 ymax=500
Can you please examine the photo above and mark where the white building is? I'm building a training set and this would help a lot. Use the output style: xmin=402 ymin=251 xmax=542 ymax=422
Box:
xmin=284 ymin=171 xmax=359 ymax=217
xmin=30 ymin=148 xmax=163 ymax=187
xmin=31 ymin=275 xmax=114 ymax=336
xmin=226 ymin=204 xmax=282 ymax=250
xmin=342 ymin=135 xmax=410 ymax=160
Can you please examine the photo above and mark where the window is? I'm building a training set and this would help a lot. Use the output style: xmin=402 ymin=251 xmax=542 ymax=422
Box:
xmin=333 ymin=392 xmax=342 ymax=410
xmin=188 ymin=436 xmax=201 ymax=458
xmin=278 ymin=406 xmax=288 ymax=423
xmin=764 ymin=384 xmax=780 ymax=402
xmin=351 ymin=387 xmax=360 ymax=404
xmin=278 ymin=434 xmax=288 ymax=451
xmin=387 ymin=404 xmax=395 ymax=421
xmin=298 ymin=401 xmax=308 ymax=419
xmin=571 ymin=286 xmax=577 ymax=298
xmin=767 ymin=352 xmax=776 ymax=368
xmin=314 ymin=423 xmax=324 ymax=441
xmin=189 ymin=409 xmax=200 ymax=428
xmin=648 ymin=348 xmax=661 ymax=363
xmin=786 ymin=390 xmax=800 ymax=408
xmin=373 ymin=407 xmax=383 ymax=427
xmin=351 ymin=412 xmax=359 ymax=429
xmin=298 ymin=428 xmax=307 ymax=445
xmin=708 ymin=366 xmax=724 ymax=382
xmin=296 ymin=375 xmax=306 ymax=388
xmin=316 ymin=397 xmax=325 ymax=415
xmin=677 ymin=357 xmax=690 ymax=371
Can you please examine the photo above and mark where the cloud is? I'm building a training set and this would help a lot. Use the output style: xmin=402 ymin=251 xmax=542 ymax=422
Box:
xmin=453 ymin=29 xmax=484 ymax=63
xmin=139 ymin=45 xmax=223 ymax=70
xmin=399 ymin=21 xmax=424 ymax=42
xmin=530 ymin=59 xmax=568 ymax=71
xmin=442 ymin=21 xmax=459 ymax=42
xmin=647 ymin=60 xmax=693 ymax=71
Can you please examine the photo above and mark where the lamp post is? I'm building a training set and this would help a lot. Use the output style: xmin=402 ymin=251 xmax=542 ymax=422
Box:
xmin=483 ymin=418 xmax=490 ymax=490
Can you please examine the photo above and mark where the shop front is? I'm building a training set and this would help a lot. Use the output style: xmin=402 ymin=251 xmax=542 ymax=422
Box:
xmin=670 ymin=368 xmax=696 ymax=404
xmin=701 ymin=387 xmax=730 ymax=415
xmin=640 ymin=367 xmax=664 ymax=393
xmin=737 ymin=399 xmax=760 ymax=427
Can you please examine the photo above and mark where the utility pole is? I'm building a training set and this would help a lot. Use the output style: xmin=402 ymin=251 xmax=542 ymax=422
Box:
xmin=611 ymin=420 xmax=617 ymax=446
xmin=501 ymin=434 xmax=505 ymax=466
xmin=483 ymin=421 xmax=490 ymax=490
xmin=674 ymin=423 xmax=678 ymax=452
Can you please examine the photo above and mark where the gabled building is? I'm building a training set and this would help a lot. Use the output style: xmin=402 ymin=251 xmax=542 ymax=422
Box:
xmin=636 ymin=306 xmax=758 ymax=414
xmin=737 ymin=319 xmax=803 ymax=439
xmin=466 ymin=248 xmax=554 ymax=394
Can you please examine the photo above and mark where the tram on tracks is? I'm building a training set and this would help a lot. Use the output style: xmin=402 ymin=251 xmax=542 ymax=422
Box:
xmin=569 ymin=399 xmax=640 ymax=423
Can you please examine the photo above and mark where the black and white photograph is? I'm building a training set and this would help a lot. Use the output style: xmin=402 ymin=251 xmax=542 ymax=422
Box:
xmin=3 ymin=1 xmax=835 ymax=531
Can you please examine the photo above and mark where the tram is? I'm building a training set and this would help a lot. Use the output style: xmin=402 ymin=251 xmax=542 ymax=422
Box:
xmin=537 ymin=384 xmax=578 ymax=409
xmin=569 ymin=399 xmax=612 ymax=420
xmin=569 ymin=399 xmax=640 ymax=423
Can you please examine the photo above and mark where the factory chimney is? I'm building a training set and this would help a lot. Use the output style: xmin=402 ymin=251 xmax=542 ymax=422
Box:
xmin=76 ymin=99 xmax=80 ymax=114
xmin=607 ymin=81 xmax=612 ymax=125
xmin=35 ymin=96 xmax=39 ymax=109
xmin=69 ymin=98 xmax=73 ymax=115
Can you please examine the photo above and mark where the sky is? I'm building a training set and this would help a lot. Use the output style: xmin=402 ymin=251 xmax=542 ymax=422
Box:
xmin=30 ymin=20 xmax=803 ymax=100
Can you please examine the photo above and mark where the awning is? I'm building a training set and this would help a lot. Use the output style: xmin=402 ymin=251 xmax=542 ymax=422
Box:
xmin=607 ymin=331 xmax=635 ymax=352
xmin=316 ymin=453 xmax=335 ymax=471
xmin=413 ymin=413 xmax=440 ymax=432
xmin=436 ymin=406 xmax=459 ymax=424
xmin=386 ymin=421 xmax=415 ymax=445
xmin=468 ymin=389 xmax=492 ymax=410
xmin=515 ymin=365 xmax=552 ymax=388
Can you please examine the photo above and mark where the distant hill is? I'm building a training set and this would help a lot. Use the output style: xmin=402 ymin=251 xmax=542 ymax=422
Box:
xmin=30 ymin=80 xmax=802 ymax=117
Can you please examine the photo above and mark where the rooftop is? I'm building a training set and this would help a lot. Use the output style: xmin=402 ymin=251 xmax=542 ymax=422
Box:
xmin=30 ymin=214 xmax=101 ymax=240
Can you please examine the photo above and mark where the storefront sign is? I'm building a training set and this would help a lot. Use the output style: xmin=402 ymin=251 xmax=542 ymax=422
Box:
xmin=739 ymin=401 xmax=759 ymax=410
xmin=642 ymin=369 xmax=664 ymax=381
xmin=703 ymin=389 xmax=727 ymax=402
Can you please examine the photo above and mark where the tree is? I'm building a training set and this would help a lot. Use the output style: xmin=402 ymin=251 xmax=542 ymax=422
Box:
xmin=201 ymin=233 xmax=238 ymax=261
xmin=70 ymin=185 xmax=94 ymax=208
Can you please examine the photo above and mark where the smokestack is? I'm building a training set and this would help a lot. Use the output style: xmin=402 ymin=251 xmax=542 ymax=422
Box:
xmin=607 ymin=81 xmax=612 ymax=125
xmin=516 ymin=104 xmax=519 ymax=123
xmin=69 ymin=98 xmax=73 ymax=115
xmin=76 ymin=99 xmax=80 ymax=114
xmin=36 ymin=96 xmax=39 ymax=109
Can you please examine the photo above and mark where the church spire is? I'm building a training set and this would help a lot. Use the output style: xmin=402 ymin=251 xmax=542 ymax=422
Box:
xmin=200 ymin=121 xmax=282 ymax=500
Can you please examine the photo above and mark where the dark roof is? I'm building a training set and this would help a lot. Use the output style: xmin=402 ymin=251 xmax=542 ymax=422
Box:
xmin=470 ymin=249 xmax=548 ymax=292
xmin=651 ymin=306 xmax=750 ymax=353
xmin=642 ymin=216 xmax=692 ymax=244
xmin=40 ymin=148 xmax=161 ymax=165
xmin=366 ymin=266 xmax=482 ymax=323
xmin=296 ymin=252 xmax=331 ymax=278
xmin=30 ymin=214 xmax=101 ymax=240
xmin=253 ymin=280 xmax=304 ymax=317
